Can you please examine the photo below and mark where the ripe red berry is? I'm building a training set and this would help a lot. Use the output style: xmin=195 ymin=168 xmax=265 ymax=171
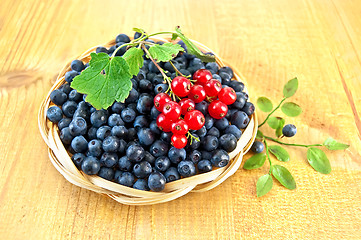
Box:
xmin=204 ymin=79 xmax=222 ymax=97
xmin=171 ymin=134 xmax=188 ymax=149
xmin=171 ymin=120 xmax=189 ymax=135
xmin=162 ymin=101 xmax=182 ymax=121
xmin=208 ymin=100 xmax=228 ymax=119
xmin=179 ymin=98 xmax=195 ymax=115
xmin=188 ymin=85 xmax=206 ymax=103
xmin=193 ymin=69 xmax=212 ymax=85
xmin=184 ymin=110 xmax=205 ymax=130
xmin=156 ymin=113 xmax=173 ymax=132
xmin=218 ymin=87 xmax=237 ymax=105
xmin=154 ymin=93 xmax=171 ymax=112
xmin=171 ymin=76 xmax=191 ymax=97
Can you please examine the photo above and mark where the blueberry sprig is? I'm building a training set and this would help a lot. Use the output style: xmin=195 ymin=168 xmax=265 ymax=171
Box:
xmin=245 ymin=78 xmax=350 ymax=197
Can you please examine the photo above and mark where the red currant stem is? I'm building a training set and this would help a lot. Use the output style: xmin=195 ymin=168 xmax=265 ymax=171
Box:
xmin=169 ymin=61 xmax=185 ymax=77
xmin=258 ymin=97 xmax=287 ymax=128
xmin=147 ymin=31 xmax=176 ymax=38
xmin=187 ymin=132 xmax=200 ymax=145
xmin=264 ymin=136 xmax=323 ymax=148
xmin=263 ymin=139 xmax=273 ymax=173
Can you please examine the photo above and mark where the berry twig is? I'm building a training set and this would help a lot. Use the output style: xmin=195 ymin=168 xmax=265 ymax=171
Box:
xmin=169 ymin=61 xmax=186 ymax=77
xmin=264 ymin=139 xmax=272 ymax=173
xmin=264 ymin=136 xmax=323 ymax=148
xmin=258 ymin=97 xmax=286 ymax=128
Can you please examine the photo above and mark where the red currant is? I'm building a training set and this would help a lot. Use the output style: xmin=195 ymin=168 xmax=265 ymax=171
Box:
xmin=156 ymin=113 xmax=173 ymax=132
xmin=154 ymin=93 xmax=171 ymax=112
xmin=192 ymin=69 xmax=212 ymax=85
xmin=204 ymin=79 xmax=222 ymax=97
xmin=171 ymin=119 xmax=189 ymax=135
xmin=188 ymin=85 xmax=206 ymax=103
xmin=184 ymin=110 xmax=205 ymax=130
xmin=162 ymin=101 xmax=182 ymax=121
xmin=208 ymin=100 xmax=228 ymax=119
xmin=179 ymin=98 xmax=195 ymax=115
xmin=171 ymin=76 xmax=191 ymax=97
xmin=171 ymin=134 xmax=188 ymax=149
xmin=218 ymin=87 xmax=237 ymax=105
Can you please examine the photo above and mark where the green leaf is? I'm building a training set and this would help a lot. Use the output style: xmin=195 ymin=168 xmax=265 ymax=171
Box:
xmin=307 ymin=147 xmax=331 ymax=174
xmin=267 ymin=117 xmax=285 ymax=130
xmin=283 ymin=77 xmax=298 ymax=98
xmin=243 ymin=153 xmax=266 ymax=170
xmin=256 ymin=174 xmax=273 ymax=197
xmin=171 ymin=33 xmax=178 ymax=41
xmin=271 ymin=165 xmax=296 ymax=190
xmin=148 ymin=42 xmax=184 ymax=62
xmin=122 ymin=47 xmax=144 ymax=76
xmin=276 ymin=126 xmax=284 ymax=138
xmin=174 ymin=26 xmax=216 ymax=62
xmin=71 ymin=53 xmax=132 ymax=110
xmin=281 ymin=102 xmax=302 ymax=117
xmin=133 ymin=27 xmax=146 ymax=34
xmin=323 ymin=137 xmax=350 ymax=150
xmin=269 ymin=145 xmax=290 ymax=162
xmin=256 ymin=130 xmax=264 ymax=141
xmin=257 ymin=97 xmax=273 ymax=112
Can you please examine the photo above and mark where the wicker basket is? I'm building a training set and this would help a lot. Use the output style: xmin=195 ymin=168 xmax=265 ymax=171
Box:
xmin=38 ymin=36 xmax=258 ymax=205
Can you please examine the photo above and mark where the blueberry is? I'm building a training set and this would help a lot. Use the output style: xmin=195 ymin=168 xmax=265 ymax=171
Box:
xmin=202 ymin=135 xmax=219 ymax=152
xmin=147 ymin=72 xmax=156 ymax=80
xmin=141 ymin=152 xmax=154 ymax=165
xmin=187 ymin=150 xmax=202 ymax=164
xmin=71 ymin=153 xmax=85 ymax=169
xmin=219 ymin=66 xmax=234 ymax=79
xmin=231 ymin=111 xmax=250 ymax=129
xmin=116 ymin=172 xmax=135 ymax=187
xmin=152 ymin=75 xmax=164 ymax=85
xmin=127 ymin=103 xmax=137 ymax=112
xmin=154 ymin=84 xmax=168 ymax=94
xmin=148 ymin=61 xmax=160 ymax=73
xmin=96 ymin=46 xmax=108 ymax=54
xmin=134 ymin=115 xmax=149 ymax=130
xmin=211 ymin=149 xmax=230 ymax=168
xmin=73 ymin=101 xmax=90 ymax=120
xmin=148 ymin=172 xmax=166 ymax=191
xmin=133 ymin=161 xmax=153 ymax=178
xmin=214 ymin=117 xmax=229 ymax=131
xmin=251 ymin=141 xmax=264 ymax=153
xmin=168 ymin=147 xmax=187 ymax=164
xmin=136 ymin=69 xmax=147 ymax=80
xmin=114 ymin=170 xmax=123 ymax=181
xmin=164 ymin=61 xmax=177 ymax=73
xmin=70 ymin=60 xmax=84 ymax=72
xmin=87 ymin=127 xmax=98 ymax=140
xmin=116 ymin=33 xmax=130 ymax=43
xmin=133 ymin=179 xmax=150 ymax=191
xmin=96 ymin=126 xmax=111 ymax=140
xmin=125 ymin=88 xmax=139 ymax=104
xmin=196 ymin=126 xmax=207 ymax=137
xmin=108 ymin=113 xmax=124 ymax=127
xmin=69 ymin=117 xmax=87 ymax=136
xmin=81 ymin=156 xmax=100 ymax=175
xmin=47 ymin=106 xmax=63 ymax=123
xmin=186 ymin=134 xmax=201 ymax=150
xmin=121 ymin=108 xmax=136 ymax=123
xmin=226 ymin=109 xmax=238 ymax=120
xmin=160 ymin=132 xmax=172 ymax=142
xmin=90 ymin=110 xmax=108 ymax=127
xmin=207 ymin=127 xmax=220 ymax=137
xmin=154 ymin=156 xmax=171 ymax=172
xmin=62 ymin=101 xmax=77 ymax=118
xmin=98 ymin=167 xmax=115 ymax=180
xmin=137 ymin=128 xmax=155 ymax=146
xmin=282 ymin=124 xmax=297 ymax=137
xmin=164 ymin=167 xmax=180 ymax=183
xmin=60 ymin=127 xmax=73 ymax=144
xmin=139 ymin=79 xmax=153 ymax=93
xmin=88 ymin=139 xmax=103 ymax=157
xmin=71 ymin=136 xmax=88 ymax=153
xmin=224 ymin=125 xmax=242 ymax=140
xmin=204 ymin=114 xmax=214 ymax=130
xmin=212 ymin=74 xmax=222 ymax=83
xmin=177 ymin=160 xmax=196 ymax=177
xmin=102 ymin=136 xmax=119 ymax=152
xmin=219 ymin=72 xmax=232 ymax=85
xmin=118 ymin=156 xmax=132 ymax=171
xmin=127 ymin=128 xmax=137 ymax=141
xmin=134 ymin=31 xmax=143 ymax=40
xmin=118 ymin=139 xmax=127 ymax=154
xmin=111 ymin=126 xmax=128 ymax=139
xmin=60 ymin=83 xmax=72 ymax=94
xmin=231 ymin=92 xmax=246 ymax=110
xmin=229 ymin=81 xmax=244 ymax=92
xmin=197 ymin=160 xmax=213 ymax=173
xmin=201 ymin=151 xmax=213 ymax=160
xmin=126 ymin=145 xmax=145 ymax=162
xmin=150 ymin=140 xmax=169 ymax=157
xmin=131 ymin=78 xmax=138 ymax=89
xmin=50 ymin=89 xmax=67 ymax=106
xmin=195 ymin=101 xmax=209 ymax=115
xmin=241 ymin=102 xmax=255 ymax=116
xmin=150 ymin=121 xmax=161 ymax=135
xmin=111 ymin=102 xmax=125 ymax=114
xmin=150 ymin=106 xmax=161 ymax=120
xmin=64 ymin=70 xmax=79 ymax=83
xmin=137 ymin=94 xmax=153 ymax=114
xmin=205 ymin=62 xmax=219 ymax=74
xmin=219 ymin=134 xmax=238 ymax=152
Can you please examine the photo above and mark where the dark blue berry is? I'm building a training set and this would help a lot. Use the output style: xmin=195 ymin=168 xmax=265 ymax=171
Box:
xmin=137 ymin=94 xmax=153 ymax=114
xmin=282 ymin=124 xmax=297 ymax=137
xmin=219 ymin=72 xmax=232 ymax=85
xmin=108 ymin=113 xmax=124 ymax=127
xmin=111 ymin=126 xmax=128 ymax=139
xmin=231 ymin=111 xmax=250 ymax=129
xmin=152 ymin=75 xmax=164 ymax=85
xmin=114 ymin=170 xmax=123 ymax=181
xmin=60 ymin=127 xmax=73 ymax=144
xmin=186 ymin=134 xmax=200 ymax=150
xmin=126 ymin=145 xmax=145 ymax=162
xmin=87 ymin=127 xmax=98 ymax=140
xmin=144 ymin=151 xmax=155 ymax=165
xmin=118 ymin=139 xmax=127 ymax=154
xmin=177 ymin=160 xmax=196 ymax=177
xmin=127 ymin=128 xmax=137 ymax=141
xmin=251 ymin=141 xmax=264 ymax=153
xmin=150 ymin=106 xmax=161 ymax=120
xmin=133 ymin=161 xmax=152 ymax=178
xmin=214 ymin=117 xmax=229 ymax=131
xmin=116 ymin=172 xmax=135 ymax=187
xmin=47 ymin=106 xmax=63 ymax=123
xmin=118 ymin=156 xmax=132 ymax=171
xmin=131 ymin=78 xmax=138 ymax=89
xmin=102 ymin=136 xmax=119 ymax=152
xmin=96 ymin=126 xmax=112 ymax=140
xmin=81 ymin=156 xmax=100 ymax=175
xmin=241 ymin=102 xmax=255 ymax=116
xmin=196 ymin=126 xmax=207 ymax=137
xmin=154 ymin=84 xmax=168 ymax=94
xmin=136 ymin=69 xmax=147 ymax=80
xmin=150 ymin=121 xmax=161 ymax=135
xmin=98 ymin=167 xmax=115 ymax=180
xmin=73 ymin=101 xmax=90 ymax=120
xmin=134 ymin=32 xmax=143 ymax=40
xmin=224 ymin=125 xmax=242 ymax=140
xmin=121 ymin=107 xmax=136 ymax=123
xmin=111 ymin=102 xmax=125 ymax=114
xmin=71 ymin=153 xmax=85 ymax=169
xmin=160 ymin=132 xmax=172 ymax=142
xmin=64 ymin=70 xmax=79 ymax=83
xmin=148 ymin=61 xmax=160 ymax=73
xmin=125 ymin=88 xmax=139 ymax=104
xmin=134 ymin=115 xmax=149 ymax=130
xmin=154 ymin=156 xmax=171 ymax=172
xmin=219 ymin=66 xmax=234 ymax=78
xmin=58 ymin=118 xmax=71 ymax=130
xmin=148 ymin=172 xmax=166 ymax=191
xmin=164 ymin=167 xmax=180 ymax=183
xmin=127 ymin=103 xmax=137 ymax=112
xmin=70 ymin=60 xmax=84 ymax=72
xmin=71 ymin=136 xmax=88 ymax=153
xmin=116 ymin=33 xmax=130 ymax=43
xmin=62 ymin=101 xmax=78 ymax=118
xmin=69 ymin=117 xmax=87 ymax=136
xmin=197 ymin=160 xmax=213 ymax=173
xmin=212 ymin=74 xmax=222 ymax=83
xmin=168 ymin=147 xmax=186 ymax=164
xmin=207 ymin=127 xmax=220 ymax=137
xmin=50 ymin=89 xmax=67 ymax=106
xmin=219 ymin=134 xmax=237 ymax=152
xmin=60 ymin=83 xmax=72 ymax=94
xmin=96 ymin=46 xmax=108 ymax=54
xmin=211 ymin=149 xmax=230 ymax=168
xmin=231 ymin=92 xmax=246 ymax=110
xmin=137 ymin=128 xmax=155 ymax=146
xmin=88 ymin=139 xmax=103 ymax=157
xmin=205 ymin=62 xmax=219 ymax=74
xmin=204 ymin=114 xmax=214 ymax=130
xmin=229 ymin=81 xmax=244 ymax=92
xmin=99 ymin=152 xmax=117 ymax=168
xmin=114 ymin=42 xmax=127 ymax=56
xmin=195 ymin=101 xmax=209 ymax=115
xmin=90 ymin=110 xmax=108 ymax=127
xmin=133 ymin=179 xmax=150 ymax=191
xmin=139 ymin=79 xmax=153 ymax=93
xmin=187 ymin=150 xmax=202 ymax=164
xmin=201 ymin=151 xmax=213 ymax=160
xmin=202 ymin=135 xmax=219 ymax=152
xmin=150 ymin=140 xmax=169 ymax=157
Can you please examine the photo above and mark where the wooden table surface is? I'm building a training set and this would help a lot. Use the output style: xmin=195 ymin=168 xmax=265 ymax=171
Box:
xmin=1 ymin=0 xmax=361 ymax=239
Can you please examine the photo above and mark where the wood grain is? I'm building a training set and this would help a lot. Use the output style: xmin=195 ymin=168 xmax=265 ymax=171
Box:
xmin=0 ymin=0 xmax=360 ymax=239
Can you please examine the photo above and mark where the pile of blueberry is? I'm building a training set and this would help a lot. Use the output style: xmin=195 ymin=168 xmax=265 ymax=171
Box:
xmin=46 ymin=33 xmax=255 ymax=192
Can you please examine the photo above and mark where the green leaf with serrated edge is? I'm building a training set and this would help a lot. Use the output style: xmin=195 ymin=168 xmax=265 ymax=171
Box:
xmin=171 ymin=33 xmax=178 ymax=41
xmin=323 ymin=137 xmax=350 ymax=150
xmin=269 ymin=145 xmax=290 ymax=162
xmin=71 ymin=53 xmax=132 ymax=110
xmin=257 ymin=97 xmax=273 ymax=112
xmin=148 ymin=42 xmax=184 ymax=62
xmin=281 ymin=102 xmax=302 ymax=117
xmin=283 ymin=77 xmax=298 ymax=98
xmin=256 ymin=130 xmax=264 ymax=140
xmin=271 ymin=165 xmax=296 ymax=190
xmin=257 ymin=174 xmax=273 ymax=197
xmin=175 ymin=26 xmax=216 ymax=62
xmin=122 ymin=47 xmax=144 ymax=76
xmin=243 ymin=153 xmax=266 ymax=170
xmin=307 ymin=148 xmax=331 ymax=174
xmin=267 ymin=117 xmax=285 ymax=130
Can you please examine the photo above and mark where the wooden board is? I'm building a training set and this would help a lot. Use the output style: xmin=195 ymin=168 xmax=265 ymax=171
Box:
xmin=0 ymin=0 xmax=360 ymax=239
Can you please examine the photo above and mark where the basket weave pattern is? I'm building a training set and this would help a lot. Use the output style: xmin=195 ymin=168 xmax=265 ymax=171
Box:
xmin=38 ymin=36 xmax=258 ymax=205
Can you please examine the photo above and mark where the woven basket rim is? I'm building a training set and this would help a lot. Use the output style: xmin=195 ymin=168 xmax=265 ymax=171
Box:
xmin=38 ymin=35 xmax=258 ymax=205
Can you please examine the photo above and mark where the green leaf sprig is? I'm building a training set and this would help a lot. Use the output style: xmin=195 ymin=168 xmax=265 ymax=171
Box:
xmin=245 ymin=77 xmax=350 ymax=197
